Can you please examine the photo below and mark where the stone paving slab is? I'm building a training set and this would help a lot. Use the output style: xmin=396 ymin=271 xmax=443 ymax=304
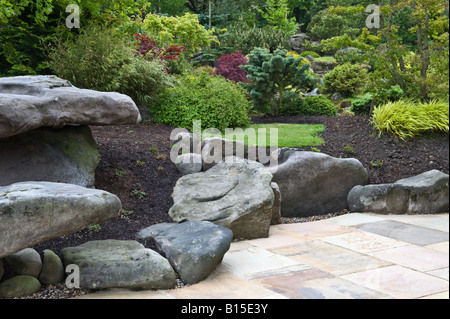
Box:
xmin=77 ymin=213 xmax=449 ymax=300
xmin=342 ymin=265 xmax=449 ymax=299
xmin=354 ymin=220 xmax=449 ymax=246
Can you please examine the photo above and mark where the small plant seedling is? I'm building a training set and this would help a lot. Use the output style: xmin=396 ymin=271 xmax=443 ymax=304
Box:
xmin=156 ymin=154 xmax=166 ymax=160
xmin=136 ymin=160 xmax=146 ymax=167
xmin=344 ymin=144 xmax=354 ymax=154
xmin=370 ymin=159 xmax=384 ymax=168
xmin=131 ymin=189 xmax=146 ymax=199
xmin=87 ymin=224 xmax=101 ymax=232
xmin=149 ymin=146 xmax=159 ymax=153
xmin=120 ymin=209 xmax=134 ymax=216
xmin=310 ymin=147 xmax=321 ymax=152
xmin=157 ymin=166 xmax=165 ymax=172
xmin=115 ymin=169 xmax=127 ymax=178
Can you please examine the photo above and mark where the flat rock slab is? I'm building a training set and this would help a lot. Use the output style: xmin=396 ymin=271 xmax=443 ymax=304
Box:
xmin=348 ymin=170 xmax=449 ymax=214
xmin=0 ymin=125 xmax=100 ymax=188
xmin=168 ymin=158 xmax=275 ymax=240
xmin=137 ymin=221 xmax=233 ymax=285
xmin=62 ymin=240 xmax=176 ymax=290
xmin=0 ymin=75 xmax=141 ymax=139
xmin=0 ymin=182 xmax=122 ymax=258
xmin=268 ymin=151 xmax=368 ymax=217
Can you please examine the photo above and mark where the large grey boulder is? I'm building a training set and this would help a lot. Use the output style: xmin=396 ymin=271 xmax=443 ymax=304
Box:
xmin=0 ymin=75 xmax=141 ymax=139
xmin=0 ymin=182 xmax=122 ymax=258
xmin=268 ymin=151 xmax=368 ymax=217
xmin=62 ymin=240 xmax=176 ymax=290
xmin=137 ymin=221 xmax=233 ymax=285
xmin=348 ymin=170 xmax=449 ymax=214
xmin=169 ymin=158 xmax=275 ymax=240
xmin=5 ymin=248 xmax=42 ymax=278
xmin=0 ymin=125 xmax=100 ymax=188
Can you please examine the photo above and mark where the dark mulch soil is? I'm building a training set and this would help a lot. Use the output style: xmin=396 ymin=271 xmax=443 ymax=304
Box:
xmin=33 ymin=114 xmax=449 ymax=257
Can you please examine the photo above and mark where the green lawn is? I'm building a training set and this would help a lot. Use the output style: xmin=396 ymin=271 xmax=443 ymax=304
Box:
xmin=220 ymin=123 xmax=325 ymax=148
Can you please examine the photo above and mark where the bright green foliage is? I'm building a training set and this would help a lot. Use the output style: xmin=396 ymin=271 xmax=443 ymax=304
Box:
xmin=279 ymin=93 xmax=337 ymax=116
xmin=47 ymin=24 xmax=175 ymax=106
xmin=241 ymin=48 xmax=314 ymax=116
xmin=301 ymin=95 xmax=338 ymax=116
xmin=371 ymin=99 xmax=449 ymax=140
xmin=299 ymin=51 xmax=320 ymax=58
xmin=142 ymin=13 xmax=216 ymax=56
xmin=322 ymin=63 xmax=369 ymax=98
xmin=258 ymin=0 xmax=299 ymax=36
xmin=152 ymin=72 xmax=252 ymax=131
xmin=226 ymin=123 xmax=325 ymax=148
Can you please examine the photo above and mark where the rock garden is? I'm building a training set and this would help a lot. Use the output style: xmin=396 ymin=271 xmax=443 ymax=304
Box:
xmin=0 ymin=0 xmax=449 ymax=299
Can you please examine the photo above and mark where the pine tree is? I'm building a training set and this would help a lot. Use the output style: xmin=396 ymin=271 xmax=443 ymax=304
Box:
xmin=241 ymin=48 xmax=314 ymax=116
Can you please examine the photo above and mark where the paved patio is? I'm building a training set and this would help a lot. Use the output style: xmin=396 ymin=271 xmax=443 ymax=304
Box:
xmin=78 ymin=213 xmax=449 ymax=299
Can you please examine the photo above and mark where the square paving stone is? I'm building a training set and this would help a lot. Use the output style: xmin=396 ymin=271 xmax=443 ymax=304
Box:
xmin=381 ymin=214 xmax=449 ymax=232
xmin=167 ymin=268 xmax=287 ymax=299
xmin=252 ymin=268 xmax=392 ymax=299
xmin=368 ymin=244 xmax=449 ymax=272
xmin=342 ymin=265 xmax=449 ymax=299
xmin=322 ymin=230 xmax=408 ymax=253
xmin=277 ymin=220 xmax=355 ymax=238
xmin=327 ymin=213 xmax=385 ymax=227
xmin=221 ymin=247 xmax=309 ymax=279
xmin=354 ymin=220 xmax=449 ymax=246
xmin=270 ymin=240 xmax=392 ymax=276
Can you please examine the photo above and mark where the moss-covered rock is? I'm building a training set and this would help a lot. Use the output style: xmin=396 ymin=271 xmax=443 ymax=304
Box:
xmin=0 ymin=275 xmax=41 ymax=298
xmin=0 ymin=125 xmax=100 ymax=188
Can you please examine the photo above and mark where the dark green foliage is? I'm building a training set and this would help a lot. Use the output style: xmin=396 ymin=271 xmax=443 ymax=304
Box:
xmin=279 ymin=92 xmax=305 ymax=116
xmin=152 ymin=72 xmax=251 ymax=131
xmin=322 ymin=63 xmax=369 ymax=97
xmin=351 ymin=97 xmax=373 ymax=115
xmin=220 ymin=17 xmax=291 ymax=56
xmin=241 ymin=48 xmax=314 ymax=116
xmin=373 ymin=85 xmax=405 ymax=105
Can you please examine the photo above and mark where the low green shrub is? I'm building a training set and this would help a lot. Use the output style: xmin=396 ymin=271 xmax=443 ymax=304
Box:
xmin=322 ymin=62 xmax=369 ymax=97
xmin=281 ymin=94 xmax=337 ymax=116
xmin=151 ymin=72 xmax=252 ymax=131
xmin=351 ymin=96 xmax=373 ymax=115
xmin=302 ymin=95 xmax=338 ymax=116
xmin=371 ymin=99 xmax=449 ymax=140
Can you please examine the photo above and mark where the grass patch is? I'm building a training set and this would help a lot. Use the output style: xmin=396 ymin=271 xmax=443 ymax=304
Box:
xmin=219 ymin=123 xmax=325 ymax=147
